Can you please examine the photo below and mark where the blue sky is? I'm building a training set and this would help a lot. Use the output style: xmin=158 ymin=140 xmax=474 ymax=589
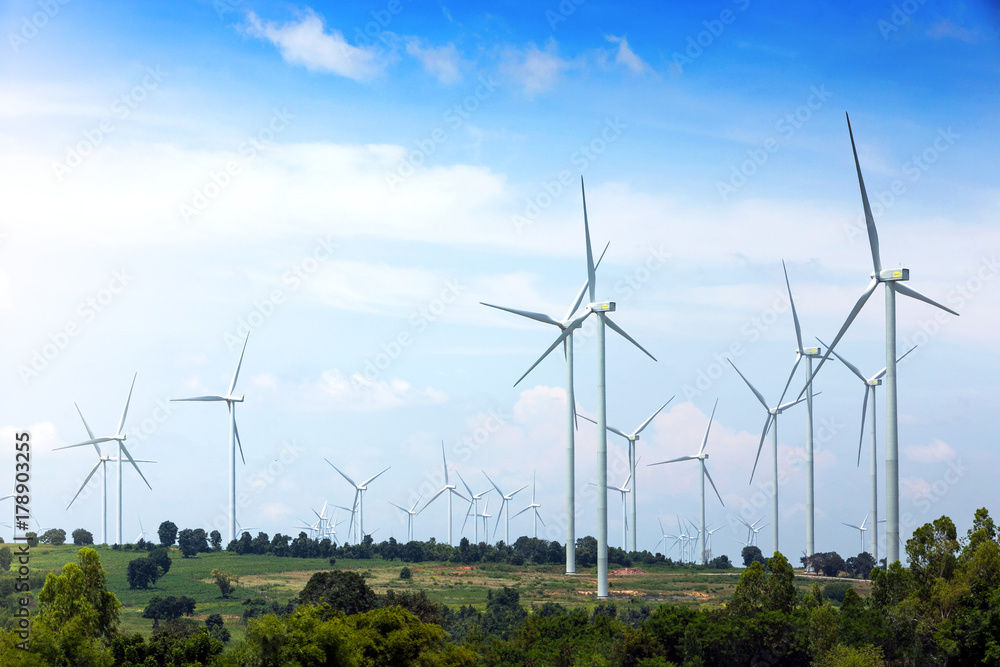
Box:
xmin=1 ymin=0 xmax=998 ymax=563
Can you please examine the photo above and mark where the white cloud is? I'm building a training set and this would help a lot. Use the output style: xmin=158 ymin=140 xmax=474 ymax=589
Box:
xmin=313 ymin=369 xmax=448 ymax=411
xmin=905 ymin=438 xmax=956 ymax=463
xmin=501 ymin=41 xmax=575 ymax=96
xmin=405 ymin=39 xmax=463 ymax=84
xmin=605 ymin=35 xmax=654 ymax=75
xmin=243 ymin=9 xmax=381 ymax=81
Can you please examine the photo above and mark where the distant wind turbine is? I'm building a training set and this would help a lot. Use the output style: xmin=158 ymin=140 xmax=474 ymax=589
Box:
xmin=484 ymin=472 xmax=527 ymax=544
xmin=842 ymin=512 xmax=870 ymax=554
xmin=326 ymin=460 xmax=390 ymax=543
xmin=419 ymin=442 xmax=468 ymax=545
xmin=510 ymin=472 xmax=544 ymax=539
xmin=389 ymin=496 xmax=421 ymax=543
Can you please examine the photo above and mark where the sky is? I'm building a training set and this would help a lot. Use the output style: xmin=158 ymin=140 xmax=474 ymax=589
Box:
xmin=1 ymin=0 xmax=998 ymax=565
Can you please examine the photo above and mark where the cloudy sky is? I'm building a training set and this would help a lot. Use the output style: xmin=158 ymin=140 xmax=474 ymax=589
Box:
xmin=2 ymin=0 xmax=998 ymax=563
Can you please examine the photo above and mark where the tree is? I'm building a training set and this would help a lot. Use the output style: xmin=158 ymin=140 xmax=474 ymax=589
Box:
xmin=741 ymin=545 xmax=764 ymax=567
xmin=71 ymin=528 xmax=94 ymax=546
xmin=24 ymin=532 xmax=38 ymax=547
xmin=480 ymin=586 xmax=527 ymax=640
xmin=30 ymin=548 xmax=120 ymax=666
xmin=39 ymin=528 xmax=66 ymax=545
xmin=158 ymin=520 xmax=178 ymax=547
xmin=846 ymin=552 xmax=877 ymax=579
xmin=148 ymin=548 xmax=172 ymax=576
xmin=142 ymin=595 xmax=196 ymax=629
xmin=0 ymin=547 xmax=11 ymax=572
xmin=126 ymin=556 xmax=161 ymax=589
xmin=210 ymin=568 xmax=238 ymax=598
xmin=177 ymin=528 xmax=199 ymax=558
xmin=210 ymin=530 xmax=222 ymax=551
xmin=709 ymin=554 xmax=732 ymax=569
xmin=298 ymin=570 xmax=377 ymax=617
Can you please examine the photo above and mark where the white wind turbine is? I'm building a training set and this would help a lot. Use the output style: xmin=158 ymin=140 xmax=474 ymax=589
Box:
xmin=56 ymin=374 xmax=151 ymax=545
xmin=419 ymin=443 xmax=468 ymax=546
xmin=333 ymin=499 xmax=359 ymax=543
xmin=729 ymin=360 xmax=809 ymax=556
xmin=484 ymin=472 xmax=528 ymax=545
xmin=843 ymin=512 xmax=870 ymax=554
xmin=389 ymin=497 xmax=421 ymax=543
xmin=606 ymin=471 xmax=632 ymax=550
xmin=481 ymin=243 xmax=608 ymax=575
xmin=649 ymin=400 xmax=724 ymax=565
xmin=457 ymin=471 xmax=491 ymax=544
xmin=654 ymin=518 xmax=679 ymax=555
xmin=510 ymin=472 xmax=545 ymax=539
xmin=172 ymin=333 xmax=250 ymax=544
xmin=326 ymin=460 xmax=390 ymax=543
xmin=579 ymin=396 xmax=674 ymax=553
xmin=478 ymin=498 xmax=493 ymax=538
xmin=508 ymin=178 xmax=657 ymax=596
xmin=823 ymin=339 xmax=917 ymax=564
xmin=798 ymin=114 xmax=958 ymax=565
xmin=135 ymin=517 xmax=150 ymax=543
xmin=63 ymin=403 xmax=154 ymax=545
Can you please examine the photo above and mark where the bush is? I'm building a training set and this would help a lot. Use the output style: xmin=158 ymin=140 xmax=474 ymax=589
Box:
xmin=126 ymin=557 xmax=161 ymax=589
xmin=72 ymin=528 xmax=94 ymax=546
xmin=400 ymin=567 xmax=412 ymax=580
xmin=0 ymin=547 xmax=11 ymax=572
xmin=823 ymin=581 xmax=854 ymax=604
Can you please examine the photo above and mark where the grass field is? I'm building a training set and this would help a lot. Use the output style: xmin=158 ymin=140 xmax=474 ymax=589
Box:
xmin=23 ymin=545 xmax=872 ymax=641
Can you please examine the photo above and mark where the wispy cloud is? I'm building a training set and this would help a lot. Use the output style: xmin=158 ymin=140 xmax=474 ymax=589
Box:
xmin=405 ymin=39 xmax=463 ymax=84
xmin=905 ymin=438 xmax=957 ymax=463
xmin=501 ymin=40 xmax=575 ymax=96
xmin=243 ymin=9 xmax=382 ymax=81
xmin=925 ymin=19 xmax=979 ymax=43
xmin=605 ymin=35 xmax=655 ymax=75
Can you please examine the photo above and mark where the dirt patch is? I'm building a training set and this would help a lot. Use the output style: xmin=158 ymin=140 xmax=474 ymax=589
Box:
xmin=609 ymin=568 xmax=648 ymax=576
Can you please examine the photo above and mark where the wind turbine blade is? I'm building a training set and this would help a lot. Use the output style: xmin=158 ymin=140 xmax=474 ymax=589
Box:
xmin=388 ymin=502 xmax=408 ymax=513
xmin=461 ymin=500 xmax=474 ymax=533
xmin=857 ymin=387 xmax=870 ymax=467
xmin=842 ymin=522 xmax=860 ymax=530
xmin=607 ymin=425 xmax=630 ymax=440
xmin=361 ymin=467 xmax=391 ymax=487
xmin=649 ymin=456 xmax=698 ymax=465
xmin=728 ymin=360 xmax=769 ymax=410
xmin=116 ymin=373 xmax=137 ymax=436
xmin=749 ymin=413 xmax=774 ymax=484
xmin=895 ymin=283 xmax=960 ymax=317
xmin=229 ymin=332 xmax=250 ymax=395
xmin=55 ymin=437 xmax=115 ymax=451
xmin=535 ymin=508 xmax=545 ymax=526
xmin=480 ymin=302 xmax=561 ymax=327
xmin=799 ymin=277 xmax=879 ymax=399
xmin=604 ymin=315 xmax=657 ymax=361
xmin=231 ymin=405 xmax=246 ymax=465
xmin=581 ymin=177 xmax=596 ymax=303
xmin=440 ymin=441 xmax=449 ymax=485
xmin=449 ymin=488 xmax=469 ymax=502
xmin=511 ymin=484 xmax=529 ymax=497
xmin=170 ymin=396 xmax=227 ymax=402
xmin=777 ymin=394 xmax=809 ymax=412
xmin=777 ymin=355 xmax=802 ymax=407
xmin=698 ymin=399 xmax=718 ymax=455
xmin=455 ymin=470 xmax=474 ymax=498
xmin=74 ymin=403 xmax=98 ymax=449
xmin=514 ymin=325 xmax=579 ymax=387
xmin=577 ymin=413 xmax=597 ymax=427
xmin=324 ymin=460 xmax=358 ymax=488
xmin=118 ymin=442 xmax=152 ymax=490
xmin=782 ymin=260 xmax=804 ymax=352
xmin=483 ymin=471 xmax=504 ymax=497
xmin=704 ymin=464 xmax=725 ymax=507
xmin=861 ymin=511 xmax=870 ymax=530
xmin=635 ymin=396 xmax=675 ymax=436
xmin=565 ymin=241 xmax=611 ymax=320
xmin=846 ymin=112 xmax=881 ymax=274
xmin=66 ymin=460 xmax=103 ymax=509
xmin=817 ymin=337 xmax=866 ymax=383
xmin=873 ymin=344 xmax=920 ymax=381
xmin=511 ymin=506 xmax=531 ymax=519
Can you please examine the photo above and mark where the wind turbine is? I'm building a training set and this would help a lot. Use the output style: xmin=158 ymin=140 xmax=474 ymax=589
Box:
xmin=822 ymin=339 xmax=917 ymax=564
xmin=729 ymin=360 xmax=808 ymax=556
xmin=606 ymin=471 xmax=631 ymax=550
xmin=510 ymin=472 xmax=544 ymax=539
xmin=509 ymin=178 xmax=657 ymax=596
xmin=579 ymin=396 xmax=674 ymax=552
xmin=780 ymin=261 xmax=825 ymax=564
xmin=798 ymin=113 xmax=958 ymax=564
xmin=55 ymin=374 xmax=150 ymax=545
xmin=481 ymin=242 xmax=608 ymax=575
xmin=649 ymin=399 xmax=724 ymax=565
xmin=457 ymin=471 xmax=490 ymax=544
xmin=389 ymin=496 xmax=421 ymax=543
xmin=419 ymin=443 xmax=468 ymax=546
xmin=654 ymin=518 xmax=679 ymax=555
xmin=333 ymin=499 xmax=359 ymax=543
xmin=172 ymin=332 xmax=250 ymax=544
xmin=135 ymin=517 xmax=150 ymax=543
xmin=326 ymin=460 xmax=390 ymax=543
xmin=478 ymin=498 xmax=493 ymax=538
xmin=842 ymin=512 xmax=870 ymax=554
xmin=483 ymin=472 xmax=527 ymax=545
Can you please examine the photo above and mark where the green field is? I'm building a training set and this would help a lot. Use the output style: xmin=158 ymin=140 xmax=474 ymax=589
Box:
xmin=23 ymin=545 xmax=871 ymax=641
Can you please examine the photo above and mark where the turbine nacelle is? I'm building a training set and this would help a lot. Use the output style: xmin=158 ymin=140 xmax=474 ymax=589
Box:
xmin=587 ymin=301 xmax=615 ymax=313
xmin=877 ymin=268 xmax=909 ymax=282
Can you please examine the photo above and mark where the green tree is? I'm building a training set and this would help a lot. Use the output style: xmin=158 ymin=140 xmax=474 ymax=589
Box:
xmin=210 ymin=529 xmax=222 ymax=551
xmin=210 ymin=568 xmax=239 ymax=598
xmin=176 ymin=528 xmax=199 ymax=558
xmin=30 ymin=548 xmax=120 ymax=666
xmin=157 ymin=520 xmax=178 ymax=547
xmin=741 ymin=545 xmax=764 ymax=566
xmin=148 ymin=547 xmax=172 ymax=575
xmin=126 ymin=556 xmax=161 ymax=589
xmin=0 ymin=546 xmax=11 ymax=572
xmin=298 ymin=570 xmax=378 ymax=617
xmin=39 ymin=528 xmax=66 ymax=545
xmin=480 ymin=586 xmax=528 ymax=640
xmin=71 ymin=528 xmax=94 ymax=546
